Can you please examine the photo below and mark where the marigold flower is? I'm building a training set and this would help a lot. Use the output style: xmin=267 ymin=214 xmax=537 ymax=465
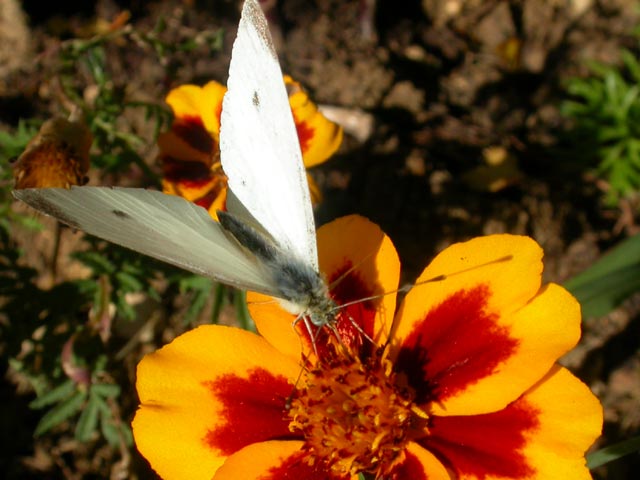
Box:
xmin=133 ymin=215 xmax=602 ymax=480
xmin=12 ymin=115 xmax=92 ymax=189
xmin=158 ymin=77 xmax=343 ymax=216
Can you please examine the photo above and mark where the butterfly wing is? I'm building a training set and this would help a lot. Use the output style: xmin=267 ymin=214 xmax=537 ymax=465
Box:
xmin=220 ymin=0 xmax=319 ymax=271
xmin=13 ymin=186 xmax=281 ymax=295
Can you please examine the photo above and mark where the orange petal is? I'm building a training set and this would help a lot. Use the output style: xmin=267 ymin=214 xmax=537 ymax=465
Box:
xmin=212 ymin=440 xmax=357 ymax=480
xmin=203 ymin=186 xmax=227 ymax=220
xmin=159 ymin=95 xmax=226 ymax=212
xmin=393 ymin=235 xmax=569 ymax=415
xmin=133 ymin=325 xmax=300 ymax=480
xmin=165 ymin=81 xmax=226 ymax=139
xmin=165 ymin=84 xmax=208 ymax=123
xmin=437 ymin=283 xmax=580 ymax=414
xmin=285 ymin=76 xmax=343 ymax=168
xmin=200 ymin=81 xmax=227 ymax=137
xmin=162 ymin=162 xmax=227 ymax=217
xmin=157 ymin=126 xmax=215 ymax=166
xmin=386 ymin=442 xmax=451 ymax=479
xmin=422 ymin=366 xmax=602 ymax=480
xmin=395 ymin=234 xmax=543 ymax=335
xmin=248 ymin=215 xmax=400 ymax=360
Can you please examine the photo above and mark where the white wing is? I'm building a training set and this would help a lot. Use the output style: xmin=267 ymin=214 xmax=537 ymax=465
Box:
xmin=220 ymin=0 xmax=318 ymax=270
xmin=13 ymin=186 xmax=281 ymax=296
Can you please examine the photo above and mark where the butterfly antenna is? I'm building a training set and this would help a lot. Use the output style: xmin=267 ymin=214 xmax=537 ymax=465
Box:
xmin=334 ymin=254 xmax=514 ymax=312
xmin=329 ymin=254 xmax=515 ymax=348
xmin=331 ymin=289 xmax=402 ymax=312
xmin=412 ymin=254 xmax=514 ymax=287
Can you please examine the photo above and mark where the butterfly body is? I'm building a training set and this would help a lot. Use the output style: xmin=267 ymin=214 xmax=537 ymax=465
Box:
xmin=218 ymin=210 xmax=336 ymax=327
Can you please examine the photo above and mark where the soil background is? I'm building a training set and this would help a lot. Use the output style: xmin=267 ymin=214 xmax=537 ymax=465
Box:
xmin=1 ymin=0 xmax=640 ymax=478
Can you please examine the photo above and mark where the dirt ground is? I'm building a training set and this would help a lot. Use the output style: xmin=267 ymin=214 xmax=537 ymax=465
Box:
xmin=1 ymin=0 xmax=640 ymax=478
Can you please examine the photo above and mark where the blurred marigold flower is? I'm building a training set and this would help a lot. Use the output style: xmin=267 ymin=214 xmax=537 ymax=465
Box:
xmin=133 ymin=216 xmax=602 ymax=480
xmin=158 ymin=76 xmax=343 ymax=217
xmin=12 ymin=114 xmax=92 ymax=189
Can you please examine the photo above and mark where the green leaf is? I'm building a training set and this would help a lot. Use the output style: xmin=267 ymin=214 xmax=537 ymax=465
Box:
xmin=622 ymin=49 xmax=640 ymax=83
xmin=12 ymin=214 xmax=44 ymax=231
xmin=91 ymin=383 xmax=121 ymax=398
xmin=34 ymin=389 xmax=87 ymax=437
xmin=75 ymin=393 xmax=102 ymax=441
xmin=116 ymin=294 xmax=137 ymax=321
xmin=597 ymin=125 xmax=627 ymax=143
xmin=587 ymin=435 xmax=640 ymax=469
xmin=211 ymin=282 xmax=227 ymax=324
xmin=564 ymin=234 xmax=640 ymax=318
xmin=29 ymin=379 xmax=76 ymax=409
xmin=619 ymin=85 xmax=640 ymax=116
xmin=115 ymin=271 xmax=143 ymax=292
xmin=75 ymin=251 xmax=116 ymax=274
xmin=99 ymin=404 xmax=132 ymax=447
xmin=234 ymin=290 xmax=255 ymax=332
xmin=100 ymin=414 xmax=121 ymax=446
xmin=183 ymin=282 xmax=211 ymax=325
xmin=586 ymin=60 xmax=614 ymax=79
xmin=567 ymin=80 xmax=600 ymax=102
xmin=628 ymin=139 xmax=640 ymax=168
xmin=120 ymin=422 xmax=134 ymax=446
xmin=0 ymin=119 xmax=39 ymax=158
xmin=178 ymin=274 xmax=212 ymax=293
xmin=177 ymin=275 xmax=217 ymax=325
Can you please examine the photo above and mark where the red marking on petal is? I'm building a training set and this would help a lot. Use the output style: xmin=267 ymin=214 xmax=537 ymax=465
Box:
xmin=386 ymin=449 xmax=428 ymax=480
xmin=306 ymin=262 xmax=377 ymax=357
xmin=172 ymin=115 xmax=215 ymax=155
xmin=162 ymin=157 xmax=214 ymax=187
xmin=267 ymin=451 xmax=349 ymax=480
xmin=422 ymin=399 xmax=539 ymax=478
xmin=294 ymin=117 xmax=313 ymax=154
xmin=214 ymin=99 xmax=223 ymax=123
xmin=395 ymin=285 xmax=519 ymax=404
xmin=332 ymin=263 xmax=377 ymax=352
xmin=193 ymin=189 xmax=218 ymax=210
xmin=202 ymin=368 xmax=299 ymax=455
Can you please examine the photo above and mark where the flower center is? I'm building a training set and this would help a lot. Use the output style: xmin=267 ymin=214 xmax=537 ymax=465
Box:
xmin=288 ymin=348 xmax=428 ymax=476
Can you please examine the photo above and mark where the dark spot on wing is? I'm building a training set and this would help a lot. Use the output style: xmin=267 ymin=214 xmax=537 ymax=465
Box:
xmin=112 ymin=209 xmax=131 ymax=220
xmin=252 ymin=91 xmax=260 ymax=108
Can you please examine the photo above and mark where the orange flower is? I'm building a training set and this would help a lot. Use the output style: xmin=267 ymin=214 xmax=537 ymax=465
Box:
xmin=12 ymin=116 xmax=92 ymax=189
xmin=133 ymin=216 xmax=602 ymax=479
xmin=158 ymin=78 xmax=342 ymax=217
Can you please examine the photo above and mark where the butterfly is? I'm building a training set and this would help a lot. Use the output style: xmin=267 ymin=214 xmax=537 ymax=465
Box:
xmin=13 ymin=0 xmax=337 ymax=333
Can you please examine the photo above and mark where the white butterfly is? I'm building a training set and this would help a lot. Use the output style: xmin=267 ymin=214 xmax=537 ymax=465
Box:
xmin=13 ymin=0 xmax=336 ymax=330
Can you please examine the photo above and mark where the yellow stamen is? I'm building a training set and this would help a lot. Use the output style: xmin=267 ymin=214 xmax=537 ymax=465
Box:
xmin=288 ymin=348 xmax=428 ymax=477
